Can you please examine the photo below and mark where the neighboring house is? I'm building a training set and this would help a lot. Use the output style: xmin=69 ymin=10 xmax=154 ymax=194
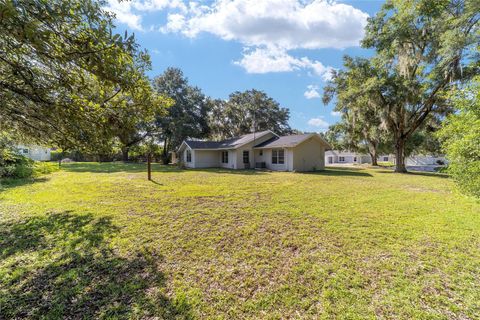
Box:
xmin=400 ymin=155 xmax=447 ymax=166
xmin=177 ymin=130 xmax=331 ymax=171
xmin=15 ymin=145 xmax=51 ymax=161
xmin=325 ymin=150 xmax=372 ymax=164
xmin=325 ymin=150 xmax=393 ymax=165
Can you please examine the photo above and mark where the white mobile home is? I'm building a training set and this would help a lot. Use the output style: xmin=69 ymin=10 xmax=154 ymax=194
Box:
xmin=15 ymin=145 xmax=51 ymax=161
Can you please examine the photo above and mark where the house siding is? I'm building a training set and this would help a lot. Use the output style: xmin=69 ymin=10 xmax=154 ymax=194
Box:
xmin=195 ymin=150 xmax=220 ymax=168
xmin=292 ymin=137 xmax=325 ymax=171
xmin=220 ymin=150 xmax=236 ymax=169
xmin=237 ymin=132 xmax=277 ymax=169
xmin=16 ymin=145 xmax=51 ymax=161
xmin=183 ymin=147 xmax=195 ymax=168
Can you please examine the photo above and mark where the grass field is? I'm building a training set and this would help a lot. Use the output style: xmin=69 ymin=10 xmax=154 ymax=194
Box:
xmin=1 ymin=163 xmax=479 ymax=319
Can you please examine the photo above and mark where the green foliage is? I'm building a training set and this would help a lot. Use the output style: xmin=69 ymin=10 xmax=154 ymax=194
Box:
xmin=0 ymin=0 xmax=157 ymax=153
xmin=323 ymin=57 xmax=392 ymax=164
xmin=33 ymin=162 xmax=60 ymax=176
xmin=209 ymin=89 xmax=291 ymax=140
xmin=331 ymin=0 xmax=480 ymax=172
xmin=437 ymin=77 xmax=480 ymax=197
xmin=153 ymin=68 xmax=211 ymax=162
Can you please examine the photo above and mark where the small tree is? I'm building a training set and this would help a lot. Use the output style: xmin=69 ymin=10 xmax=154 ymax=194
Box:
xmin=437 ymin=76 xmax=480 ymax=197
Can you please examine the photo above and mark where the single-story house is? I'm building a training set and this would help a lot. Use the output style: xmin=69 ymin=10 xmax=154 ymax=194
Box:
xmin=325 ymin=150 xmax=371 ymax=164
xmin=177 ymin=130 xmax=331 ymax=171
xmin=325 ymin=150 xmax=393 ymax=165
xmin=15 ymin=145 xmax=51 ymax=161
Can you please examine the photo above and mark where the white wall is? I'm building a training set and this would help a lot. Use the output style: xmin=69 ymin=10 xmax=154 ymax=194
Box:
xmin=183 ymin=148 xmax=195 ymax=168
xmin=254 ymin=148 xmax=288 ymax=171
xmin=194 ymin=150 xmax=220 ymax=168
xmin=325 ymin=151 xmax=372 ymax=164
xmin=16 ymin=145 xmax=51 ymax=161
xmin=219 ymin=150 xmax=236 ymax=169
xmin=406 ymin=156 xmax=446 ymax=166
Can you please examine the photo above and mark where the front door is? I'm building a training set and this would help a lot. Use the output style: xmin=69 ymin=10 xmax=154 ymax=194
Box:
xmin=328 ymin=156 xmax=333 ymax=164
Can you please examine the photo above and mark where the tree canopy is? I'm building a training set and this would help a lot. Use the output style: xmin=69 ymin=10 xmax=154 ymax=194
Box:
xmin=0 ymin=0 xmax=162 ymax=153
xmin=325 ymin=0 xmax=479 ymax=172
xmin=209 ymin=89 xmax=291 ymax=140
xmin=153 ymin=68 xmax=211 ymax=163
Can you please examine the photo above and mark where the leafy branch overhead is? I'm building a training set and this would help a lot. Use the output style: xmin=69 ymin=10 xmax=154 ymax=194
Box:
xmin=0 ymin=0 xmax=170 ymax=153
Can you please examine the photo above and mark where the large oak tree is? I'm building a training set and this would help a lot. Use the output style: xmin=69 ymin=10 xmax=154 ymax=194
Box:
xmin=360 ymin=0 xmax=479 ymax=172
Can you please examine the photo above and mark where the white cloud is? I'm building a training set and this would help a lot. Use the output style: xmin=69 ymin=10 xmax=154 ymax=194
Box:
xmin=106 ymin=0 xmax=144 ymax=30
xmin=330 ymin=111 xmax=341 ymax=116
xmin=105 ymin=0 xmax=187 ymax=31
xmin=308 ymin=117 xmax=329 ymax=129
xmin=234 ymin=46 xmax=335 ymax=79
xmin=161 ymin=13 xmax=186 ymax=32
xmin=133 ymin=0 xmax=186 ymax=12
xmin=304 ymin=85 xmax=320 ymax=99
xmin=166 ymin=0 xmax=368 ymax=50
xmin=106 ymin=0 xmax=367 ymax=78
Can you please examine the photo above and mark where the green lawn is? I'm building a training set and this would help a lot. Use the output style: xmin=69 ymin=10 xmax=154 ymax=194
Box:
xmin=1 ymin=163 xmax=479 ymax=319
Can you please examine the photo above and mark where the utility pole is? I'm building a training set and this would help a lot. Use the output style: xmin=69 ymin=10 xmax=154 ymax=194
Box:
xmin=252 ymin=105 xmax=256 ymax=169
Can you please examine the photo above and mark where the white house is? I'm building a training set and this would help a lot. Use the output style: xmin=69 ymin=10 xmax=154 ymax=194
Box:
xmin=325 ymin=150 xmax=371 ymax=164
xmin=15 ymin=145 xmax=51 ymax=161
xmin=177 ymin=130 xmax=331 ymax=172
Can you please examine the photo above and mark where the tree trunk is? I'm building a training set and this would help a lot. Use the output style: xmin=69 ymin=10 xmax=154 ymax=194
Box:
xmin=161 ymin=137 xmax=170 ymax=164
xmin=121 ymin=147 xmax=129 ymax=162
xmin=394 ymin=139 xmax=407 ymax=173
xmin=369 ymin=151 xmax=378 ymax=166
xmin=368 ymin=141 xmax=378 ymax=166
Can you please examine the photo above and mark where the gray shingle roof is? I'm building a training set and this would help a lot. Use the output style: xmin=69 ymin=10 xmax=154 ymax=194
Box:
xmin=184 ymin=130 xmax=272 ymax=150
xmin=254 ymin=134 xmax=327 ymax=148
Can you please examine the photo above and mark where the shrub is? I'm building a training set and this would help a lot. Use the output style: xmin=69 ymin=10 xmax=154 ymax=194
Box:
xmin=437 ymin=76 xmax=480 ymax=197
xmin=0 ymin=153 xmax=34 ymax=178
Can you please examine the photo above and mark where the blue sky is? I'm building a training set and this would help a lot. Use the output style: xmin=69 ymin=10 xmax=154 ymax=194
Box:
xmin=107 ymin=0 xmax=385 ymax=132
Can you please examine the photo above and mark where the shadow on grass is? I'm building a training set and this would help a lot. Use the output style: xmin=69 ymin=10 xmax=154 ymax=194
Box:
xmin=190 ymin=168 xmax=268 ymax=175
xmin=0 ymin=212 xmax=192 ymax=319
xmin=61 ymin=162 xmax=182 ymax=174
xmin=62 ymin=162 xmax=268 ymax=175
xmin=0 ymin=177 xmax=50 ymax=193
xmin=308 ymin=167 xmax=373 ymax=177
xmin=375 ymin=169 xmax=450 ymax=179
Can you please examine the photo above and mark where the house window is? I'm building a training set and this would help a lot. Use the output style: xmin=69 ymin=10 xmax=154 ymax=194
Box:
xmin=383 ymin=156 xmax=388 ymax=161
xmin=353 ymin=157 xmax=357 ymax=162
xmin=272 ymin=149 xmax=285 ymax=164
xmin=186 ymin=150 xmax=192 ymax=162
xmin=22 ymin=149 xmax=29 ymax=154
xmin=243 ymin=151 xmax=249 ymax=164
xmin=259 ymin=150 xmax=263 ymax=156
xmin=339 ymin=156 xmax=345 ymax=162
xmin=221 ymin=151 xmax=229 ymax=163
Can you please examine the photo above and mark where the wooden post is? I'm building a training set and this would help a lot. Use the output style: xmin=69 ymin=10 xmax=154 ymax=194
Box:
xmin=147 ymin=152 xmax=152 ymax=181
